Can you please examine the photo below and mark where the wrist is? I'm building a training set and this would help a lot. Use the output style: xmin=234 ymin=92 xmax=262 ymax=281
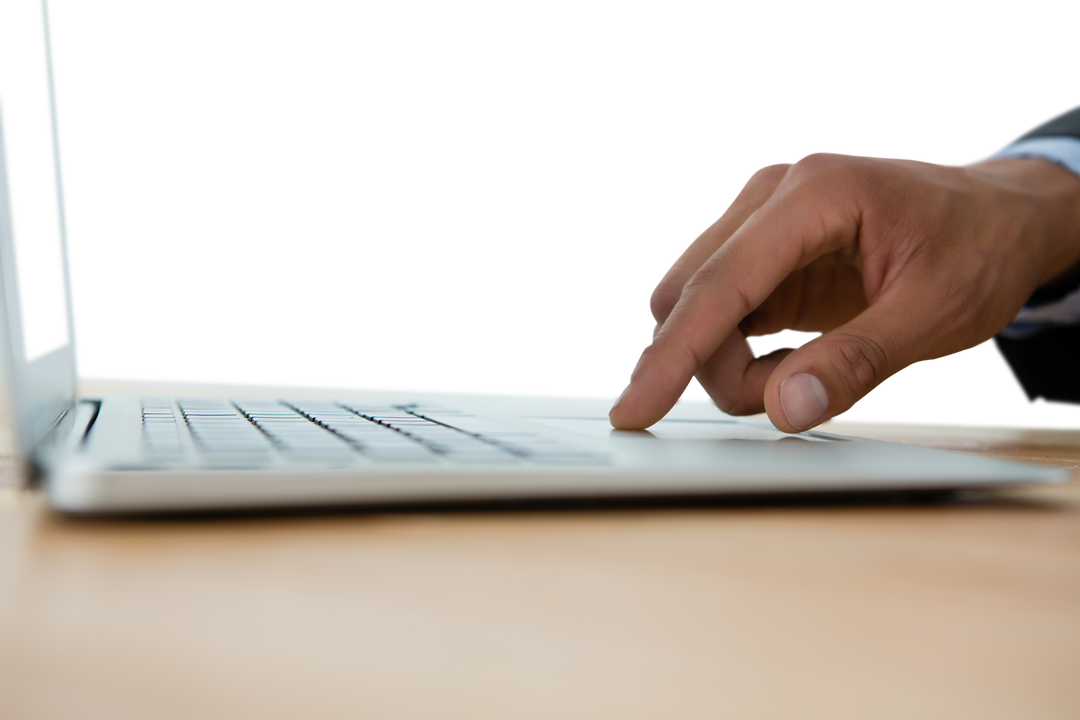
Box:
xmin=969 ymin=157 xmax=1080 ymax=288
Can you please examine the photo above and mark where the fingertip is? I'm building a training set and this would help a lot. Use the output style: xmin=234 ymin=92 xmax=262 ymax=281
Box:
xmin=608 ymin=383 xmax=666 ymax=430
xmin=608 ymin=396 xmax=650 ymax=430
xmin=608 ymin=385 xmax=632 ymax=428
xmin=611 ymin=340 xmax=701 ymax=430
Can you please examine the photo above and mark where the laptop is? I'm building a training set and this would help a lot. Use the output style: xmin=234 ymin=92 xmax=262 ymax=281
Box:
xmin=0 ymin=0 xmax=1063 ymax=514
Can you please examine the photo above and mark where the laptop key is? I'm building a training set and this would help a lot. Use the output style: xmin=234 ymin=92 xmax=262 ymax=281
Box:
xmin=410 ymin=413 xmax=604 ymax=463
xmin=140 ymin=402 xmax=188 ymax=460
xmin=178 ymin=400 xmax=278 ymax=462
xmin=232 ymin=400 xmax=360 ymax=463
xmin=369 ymin=418 xmax=517 ymax=459
xmin=290 ymin=403 xmax=444 ymax=462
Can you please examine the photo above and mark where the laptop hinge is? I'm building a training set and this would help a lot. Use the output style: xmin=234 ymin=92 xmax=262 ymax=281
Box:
xmin=26 ymin=399 xmax=101 ymax=488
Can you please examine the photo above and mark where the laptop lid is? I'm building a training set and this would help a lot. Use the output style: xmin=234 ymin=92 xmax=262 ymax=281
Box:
xmin=0 ymin=0 xmax=78 ymax=455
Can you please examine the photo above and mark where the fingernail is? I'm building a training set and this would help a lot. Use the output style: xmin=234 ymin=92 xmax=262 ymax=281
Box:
xmin=609 ymin=385 xmax=630 ymax=416
xmin=780 ymin=373 xmax=828 ymax=430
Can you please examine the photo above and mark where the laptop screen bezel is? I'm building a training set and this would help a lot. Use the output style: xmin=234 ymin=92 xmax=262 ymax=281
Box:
xmin=0 ymin=0 xmax=79 ymax=455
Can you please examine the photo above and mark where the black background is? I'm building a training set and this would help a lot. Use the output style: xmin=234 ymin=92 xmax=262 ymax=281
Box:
xmin=14 ymin=4 xmax=1080 ymax=423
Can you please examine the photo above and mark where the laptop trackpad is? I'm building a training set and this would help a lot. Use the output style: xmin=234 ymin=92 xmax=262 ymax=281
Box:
xmin=528 ymin=417 xmax=838 ymax=442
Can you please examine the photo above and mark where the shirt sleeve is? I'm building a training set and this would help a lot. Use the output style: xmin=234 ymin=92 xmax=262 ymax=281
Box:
xmin=990 ymin=135 xmax=1080 ymax=179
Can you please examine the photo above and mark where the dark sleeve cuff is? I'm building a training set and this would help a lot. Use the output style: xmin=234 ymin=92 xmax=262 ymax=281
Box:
xmin=995 ymin=327 xmax=1080 ymax=403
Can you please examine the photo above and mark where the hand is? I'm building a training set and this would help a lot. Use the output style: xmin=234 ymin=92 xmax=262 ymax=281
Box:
xmin=609 ymin=154 xmax=1080 ymax=432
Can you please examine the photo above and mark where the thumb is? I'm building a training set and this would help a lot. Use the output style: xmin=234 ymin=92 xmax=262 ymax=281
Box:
xmin=762 ymin=303 xmax=924 ymax=432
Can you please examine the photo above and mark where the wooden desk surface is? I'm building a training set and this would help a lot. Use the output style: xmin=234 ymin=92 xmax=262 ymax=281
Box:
xmin=1 ymin=388 xmax=1079 ymax=719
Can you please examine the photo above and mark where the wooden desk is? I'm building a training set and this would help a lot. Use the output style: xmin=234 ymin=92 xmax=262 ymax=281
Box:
xmin=1 ymin=387 xmax=1079 ymax=719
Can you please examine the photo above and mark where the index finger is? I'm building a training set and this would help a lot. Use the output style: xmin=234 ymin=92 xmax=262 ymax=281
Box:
xmin=650 ymin=164 xmax=791 ymax=327
xmin=609 ymin=184 xmax=858 ymax=429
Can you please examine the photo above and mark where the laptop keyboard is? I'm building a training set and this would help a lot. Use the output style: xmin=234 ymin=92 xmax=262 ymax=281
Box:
xmin=140 ymin=399 xmax=604 ymax=466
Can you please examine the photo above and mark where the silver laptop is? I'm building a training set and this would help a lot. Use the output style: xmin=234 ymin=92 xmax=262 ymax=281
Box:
xmin=0 ymin=0 xmax=1062 ymax=514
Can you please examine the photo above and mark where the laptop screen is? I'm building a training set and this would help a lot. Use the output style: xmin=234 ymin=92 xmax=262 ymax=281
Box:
xmin=0 ymin=0 xmax=70 ymax=362
xmin=0 ymin=0 xmax=77 ymax=453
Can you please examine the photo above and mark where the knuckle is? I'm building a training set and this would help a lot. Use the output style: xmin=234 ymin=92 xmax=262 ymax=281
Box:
xmin=649 ymin=282 xmax=682 ymax=323
xmin=745 ymin=164 xmax=791 ymax=192
xmin=832 ymin=333 xmax=888 ymax=394
xmin=718 ymin=396 xmax=754 ymax=416
xmin=708 ymin=382 xmax=762 ymax=416
xmin=713 ymin=396 xmax=737 ymax=414
xmin=786 ymin=153 xmax=864 ymax=190
xmin=791 ymin=152 xmax=840 ymax=176
xmin=684 ymin=258 xmax=755 ymax=318
xmin=692 ymin=251 xmax=723 ymax=277
xmin=677 ymin=339 xmax=709 ymax=373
